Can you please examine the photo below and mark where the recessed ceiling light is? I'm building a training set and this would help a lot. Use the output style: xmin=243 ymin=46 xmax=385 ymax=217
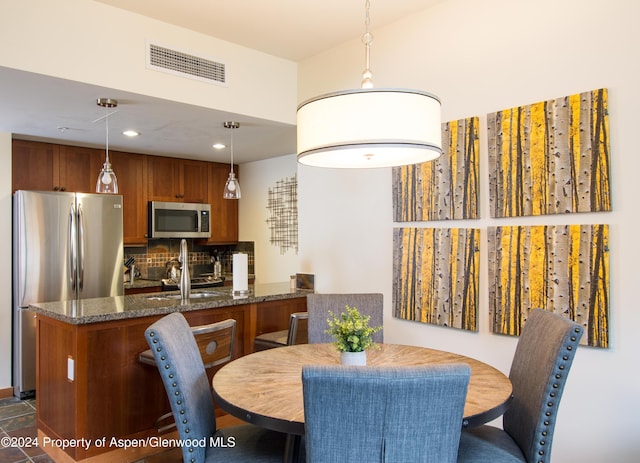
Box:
xmin=123 ymin=130 xmax=139 ymax=137
xmin=213 ymin=143 xmax=226 ymax=150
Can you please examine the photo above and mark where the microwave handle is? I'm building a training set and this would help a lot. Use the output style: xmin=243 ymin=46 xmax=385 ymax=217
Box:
xmin=195 ymin=210 xmax=199 ymax=231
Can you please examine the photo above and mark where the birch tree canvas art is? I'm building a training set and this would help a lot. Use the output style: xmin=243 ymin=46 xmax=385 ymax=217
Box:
xmin=393 ymin=117 xmax=479 ymax=221
xmin=488 ymin=88 xmax=611 ymax=218
xmin=488 ymin=224 xmax=609 ymax=347
xmin=393 ymin=227 xmax=479 ymax=331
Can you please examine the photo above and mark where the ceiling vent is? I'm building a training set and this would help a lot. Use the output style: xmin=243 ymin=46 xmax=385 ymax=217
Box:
xmin=146 ymin=41 xmax=226 ymax=86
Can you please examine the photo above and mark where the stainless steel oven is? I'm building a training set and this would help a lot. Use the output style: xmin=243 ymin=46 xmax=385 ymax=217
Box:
xmin=149 ymin=201 xmax=211 ymax=238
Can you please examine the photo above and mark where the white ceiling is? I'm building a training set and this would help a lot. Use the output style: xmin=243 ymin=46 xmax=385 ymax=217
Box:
xmin=96 ymin=0 xmax=442 ymax=62
xmin=1 ymin=0 xmax=443 ymax=164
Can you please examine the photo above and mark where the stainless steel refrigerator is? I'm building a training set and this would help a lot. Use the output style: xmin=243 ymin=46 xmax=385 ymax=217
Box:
xmin=13 ymin=190 xmax=124 ymax=398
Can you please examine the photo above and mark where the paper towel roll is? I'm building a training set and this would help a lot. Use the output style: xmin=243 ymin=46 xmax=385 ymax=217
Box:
xmin=233 ymin=253 xmax=249 ymax=293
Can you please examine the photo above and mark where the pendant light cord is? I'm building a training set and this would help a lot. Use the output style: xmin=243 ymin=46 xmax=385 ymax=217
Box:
xmin=230 ymin=128 xmax=234 ymax=174
xmin=105 ymin=110 xmax=110 ymax=164
xmin=224 ymin=121 xmax=239 ymax=173
xmin=361 ymin=0 xmax=374 ymax=88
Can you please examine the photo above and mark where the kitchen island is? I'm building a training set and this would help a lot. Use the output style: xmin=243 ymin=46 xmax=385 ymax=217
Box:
xmin=29 ymin=283 xmax=310 ymax=462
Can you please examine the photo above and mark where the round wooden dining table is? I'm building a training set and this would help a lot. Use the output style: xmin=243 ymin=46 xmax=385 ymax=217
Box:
xmin=212 ymin=343 xmax=513 ymax=436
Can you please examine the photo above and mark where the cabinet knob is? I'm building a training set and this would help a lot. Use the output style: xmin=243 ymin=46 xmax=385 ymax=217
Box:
xmin=53 ymin=186 xmax=59 ymax=191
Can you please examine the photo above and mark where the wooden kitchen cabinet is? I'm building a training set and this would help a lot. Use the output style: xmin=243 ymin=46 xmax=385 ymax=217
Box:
xmin=110 ymin=150 xmax=148 ymax=245
xmin=204 ymin=162 xmax=239 ymax=243
xmin=181 ymin=159 xmax=209 ymax=203
xmin=147 ymin=155 xmax=208 ymax=203
xmin=12 ymin=140 xmax=102 ymax=193
xmin=57 ymin=145 xmax=104 ymax=193
xmin=12 ymin=140 xmax=239 ymax=245
xmin=147 ymin=155 xmax=179 ymax=201
xmin=12 ymin=139 xmax=57 ymax=192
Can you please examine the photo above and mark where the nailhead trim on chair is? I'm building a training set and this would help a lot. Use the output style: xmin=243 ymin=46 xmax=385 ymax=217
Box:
xmin=149 ymin=328 xmax=193 ymax=458
xmin=533 ymin=325 xmax=582 ymax=463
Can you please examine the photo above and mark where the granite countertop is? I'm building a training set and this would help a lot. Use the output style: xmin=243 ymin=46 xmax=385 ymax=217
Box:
xmin=29 ymin=283 xmax=312 ymax=325
xmin=124 ymin=279 xmax=163 ymax=290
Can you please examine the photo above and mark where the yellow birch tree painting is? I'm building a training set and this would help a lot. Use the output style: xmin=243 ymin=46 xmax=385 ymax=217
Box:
xmin=488 ymin=224 xmax=609 ymax=347
xmin=393 ymin=227 xmax=479 ymax=331
xmin=393 ymin=117 xmax=479 ymax=221
xmin=488 ymin=88 xmax=611 ymax=218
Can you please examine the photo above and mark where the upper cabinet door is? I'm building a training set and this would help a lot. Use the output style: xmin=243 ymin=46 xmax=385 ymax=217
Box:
xmin=57 ymin=145 xmax=103 ymax=193
xmin=110 ymin=151 xmax=148 ymax=245
xmin=12 ymin=140 xmax=57 ymax=192
xmin=147 ymin=156 xmax=181 ymax=202
xmin=181 ymin=159 xmax=209 ymax=204
xmin=147 ymin=156 xmax=209 ymax=203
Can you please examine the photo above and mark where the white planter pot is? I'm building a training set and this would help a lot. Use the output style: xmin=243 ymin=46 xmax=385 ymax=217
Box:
xmin=340 ymin=351 xmax=367 ymax=366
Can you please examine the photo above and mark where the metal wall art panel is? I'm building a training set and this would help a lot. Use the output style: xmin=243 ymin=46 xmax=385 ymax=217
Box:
xmin=393 ymin=117 xmax=480 ymax=222
xmin=393 ymin=227 xmax=479 ymax=331
xmin=488 ymin=88 xmax=611 ymax=218
xmin=488 ymin=224 xmax=609 ymax=347
xmin=266 ymin=175 xmax=298 ymax=254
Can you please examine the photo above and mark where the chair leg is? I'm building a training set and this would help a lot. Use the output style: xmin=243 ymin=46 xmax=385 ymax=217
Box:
xmin=155 ymin=411 xmax=177 ymax=434
xmin=283 ymin=434 xmax=303 ymax=463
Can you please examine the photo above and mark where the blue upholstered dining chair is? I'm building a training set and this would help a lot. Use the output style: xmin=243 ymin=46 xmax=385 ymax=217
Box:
xmin=144 ymin=312 xmax=287 ymax=463
xmin=302 ymin=364 xmax=471 ymax=463
xmin=457 ymin=309 xmax=584 ymax=463
xmin=307 ymin=293 xmax=384 ymax=344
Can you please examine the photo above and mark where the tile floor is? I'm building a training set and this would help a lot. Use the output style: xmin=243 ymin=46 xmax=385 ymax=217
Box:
xmin=0 ymin=397 xmax=182 ymax=463
xmin=0 ymin=396 xmax=51 ymax=463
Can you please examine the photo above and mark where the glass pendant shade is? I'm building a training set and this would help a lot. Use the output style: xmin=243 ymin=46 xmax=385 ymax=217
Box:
xmin=297 ymin=88 xmax=442 ymax=168
xmin=96 ymin=160 xmax=119 ymax=193
xmin=223 ymin=172 xmax=241 ymax=199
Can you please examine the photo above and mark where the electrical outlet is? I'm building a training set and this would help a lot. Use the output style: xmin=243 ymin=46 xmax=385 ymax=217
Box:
xmin=67 ymin=356 xmax=75 ymax=382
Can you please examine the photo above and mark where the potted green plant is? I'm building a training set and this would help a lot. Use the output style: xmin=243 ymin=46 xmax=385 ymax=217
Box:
xmin=326 ymin=305 xmax=382 ymax=366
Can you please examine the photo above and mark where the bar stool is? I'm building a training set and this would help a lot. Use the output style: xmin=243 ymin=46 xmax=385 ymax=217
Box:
xmin=253 ymin=312 xmax=308 ymax=351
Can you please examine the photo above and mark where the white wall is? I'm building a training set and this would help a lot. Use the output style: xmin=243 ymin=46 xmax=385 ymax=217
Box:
xmin=0 ymin=132 xmax=12 ymax=390
xmin=297 ymin=0 xmax=640 ymax=461
xmin=238 ymin=154 xmax=299 ymax=283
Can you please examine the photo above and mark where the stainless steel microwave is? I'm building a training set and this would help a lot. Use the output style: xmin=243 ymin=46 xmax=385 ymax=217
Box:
xmin=148 ymin=201 xmax=211 ymax=238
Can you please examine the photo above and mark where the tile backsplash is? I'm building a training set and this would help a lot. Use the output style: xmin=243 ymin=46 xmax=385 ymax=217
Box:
xmin=124 ymin=239 xmax=254 ymax=280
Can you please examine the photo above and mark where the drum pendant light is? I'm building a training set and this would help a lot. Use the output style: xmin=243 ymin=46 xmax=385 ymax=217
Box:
xmin=223 ymin=121 xmax=241 ymax=199
xmin=296 ymin=0 xmax=442 ymax=168
xmin=95 ymin=98 xmax=119 ymax=193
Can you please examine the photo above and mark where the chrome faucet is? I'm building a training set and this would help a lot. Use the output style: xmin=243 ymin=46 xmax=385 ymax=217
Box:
xmin=179 ymin=239 xmax=191 ymax=300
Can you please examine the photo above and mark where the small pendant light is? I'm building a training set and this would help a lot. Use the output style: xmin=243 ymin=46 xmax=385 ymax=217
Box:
xmin=223 ymin=121 xmax=241 ymax=199
xmin=96 ymin=98 xmax=119 ymax=193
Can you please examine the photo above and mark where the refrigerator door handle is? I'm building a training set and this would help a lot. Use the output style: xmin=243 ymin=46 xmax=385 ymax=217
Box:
xmin=78 ymin=203 xmax=85 ymax=291
xmin=69 ymin=203 xmax=77 ymax=292
xmin=16 ymin=203 xmax=27 ymax=304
